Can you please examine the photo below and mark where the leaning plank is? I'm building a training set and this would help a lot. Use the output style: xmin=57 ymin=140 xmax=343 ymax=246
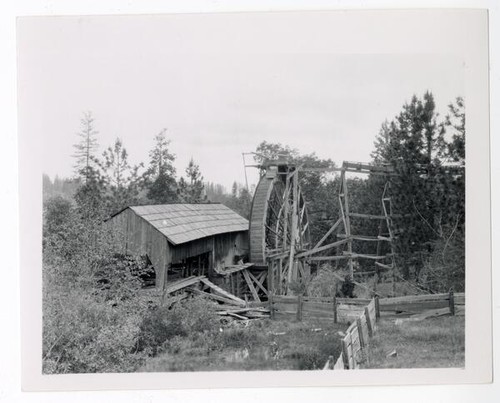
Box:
xmin=165 ymin=275 xmax=206 ymax=295
xmin=215 ymin=263 xmax=255 ymax=276
xmin=295 ymin=238 xmax=349 ymax=258
xmin=242 ymin=269 xmax=261 ymax=302
xmin=201 ymin=278 xmax=246 ymax=305
xmin=216 ymin=307 xmax=270 ymax=315
xmin=247 ymin=270 xmax=268 ymax=296
xmin=313 ymin=217 xmax=343 ymax=249
xmin=227 ymin=312 xmax=249 ymax=320
xmin=396 ymin=307 xmax=451 ymax=322
xmin=189 ymin=288 xmax=245 ymax=306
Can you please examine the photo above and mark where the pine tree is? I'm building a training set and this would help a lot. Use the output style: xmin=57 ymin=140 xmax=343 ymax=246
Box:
xmin=178 ymin=158 xmax=205 ymax=203
xmin=144 ymin=129 xmax=178 ymax=203
xmin=444 ymin=96 xmax=465 ymax=164
xmin=100 ymin=138 xmax=142 ymax=214
xmin=369 ymin=92 xmax=465 ymax=289
xmin=73 ymin=111 xmax=99 ymax=183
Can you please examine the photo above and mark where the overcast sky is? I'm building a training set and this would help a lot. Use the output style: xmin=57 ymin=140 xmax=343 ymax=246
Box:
xmin=18 ymin=13 xmax=464 ymax=190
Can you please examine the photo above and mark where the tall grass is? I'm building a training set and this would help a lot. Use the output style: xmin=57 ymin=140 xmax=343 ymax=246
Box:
xmin=365 ymin=316 xmax=465 ymax=368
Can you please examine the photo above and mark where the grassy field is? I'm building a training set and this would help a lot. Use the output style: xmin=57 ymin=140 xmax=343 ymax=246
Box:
xmin=142 ymin=316 xmax=346 ymax=372
xmin=365 ymin=315 xmax=465 ymax=368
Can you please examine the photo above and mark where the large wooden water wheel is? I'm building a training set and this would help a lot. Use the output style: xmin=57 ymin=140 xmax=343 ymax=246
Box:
xmin=249 ymin=161 xmax=311 ymax=294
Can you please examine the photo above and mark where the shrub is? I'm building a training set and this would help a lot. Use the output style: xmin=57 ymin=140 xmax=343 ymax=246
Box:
xmin=136 ymin=296 xmax=221 ymax=356
xmin=307 ymin=265 xmax=341 ymax=297
xmin=42 ymin=286 xmax=147 ymax=373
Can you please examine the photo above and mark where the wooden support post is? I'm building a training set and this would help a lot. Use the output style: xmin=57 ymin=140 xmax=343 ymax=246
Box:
xmin=375 ymin=295 xmax=380 ymax=321
xmin=342 ymin=171 xmax=354 ymax=279
xmin=267 ymin=259 xmax=274 ymax=295
xmin=269 ymin=292 xmax=275 ymax=319
xmin=277 ymin=258 xmax=282 ymax=295
xmin=449 ymin=289 xmax=455 ymax=316
xmin=333 ymin=296 xmax=338 ymax=323
xmin=230 ymin=273 xmax=235 ymax=296
xmin=287 ymin=171 xmax=299 ymax=285
xmin=341 ymin=338 xmax=350 ymax=369
xmin=356 ymin=317 xmax=365 ymax=349
xmin=364 ymin=306 xmax=373 ymax=338
xmin=296 ymin=295 xmax=303 ymax=321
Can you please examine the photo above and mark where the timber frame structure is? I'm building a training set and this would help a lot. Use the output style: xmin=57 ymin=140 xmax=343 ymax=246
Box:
xmin=300 ymin=161 xmax=400 ymax=296
xmin=245 ymin=158 xmax=402 ymax=298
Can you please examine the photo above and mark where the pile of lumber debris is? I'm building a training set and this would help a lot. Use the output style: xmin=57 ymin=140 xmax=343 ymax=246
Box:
xmin=162 ymin=275 xmax=270 ymax=320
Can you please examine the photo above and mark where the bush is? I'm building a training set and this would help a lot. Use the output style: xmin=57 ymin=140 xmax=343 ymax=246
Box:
xmin=136 ymin=296 xmax=221 ymax=356
xmin=308 ymin=265 xmax=341 ymax=297
xmin=42 ymin=285 xmax=147 ymax=373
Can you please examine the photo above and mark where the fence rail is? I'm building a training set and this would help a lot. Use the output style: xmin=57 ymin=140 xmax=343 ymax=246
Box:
xmin=269 ymin=294 xmax=379 ymax=324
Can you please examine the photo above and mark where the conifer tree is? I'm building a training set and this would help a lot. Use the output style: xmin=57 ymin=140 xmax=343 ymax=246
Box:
xmin=178 ymin=158 xmax=205 ymax=203
xmin=144 ymin=129 xmax=178 ymax=203
xmin=100 ymin=138 xmax=142 ymax=214
xmin=73 ymin=111 xmax=99 ymax=183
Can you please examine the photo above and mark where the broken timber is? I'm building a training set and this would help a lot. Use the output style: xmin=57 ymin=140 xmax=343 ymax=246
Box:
xmin=200 ymin=278 xmax=247 ymax=305
xmin=165 ymin=275 xmax=206 ymax=295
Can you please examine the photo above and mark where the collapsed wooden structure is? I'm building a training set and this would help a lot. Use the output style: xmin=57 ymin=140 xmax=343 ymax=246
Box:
xmin=246 ymin=159 xmax=403 ymax=298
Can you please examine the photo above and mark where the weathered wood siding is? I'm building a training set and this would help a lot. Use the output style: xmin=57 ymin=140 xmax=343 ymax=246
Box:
xmin=171 ymin=231 xmax=249 ymax=277
xmin=108 ymin=208 xmax=249 ymax=288
xmin=107 ymin=208 xmax=170 ymax=288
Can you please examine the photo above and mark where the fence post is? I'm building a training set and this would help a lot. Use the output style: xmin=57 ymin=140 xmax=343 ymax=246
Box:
xmin=364 ymin=306 xmax=373 ymax=338
xmin=333 ymin=296 xmax=338 ymax=323
xmin=269 ymin=292 xmax=275 ymax=319
xmin=341 ymin=338 xmax=350 ymax=369
xmin=375 ymin=295 xmax=380 ymax=321
xmin=296 ymin=295 xmax=303 ymax=321
xmin=356 ymin=317 xmax=365 ymax=350
xmin=449 ymin=289 xmax=455 ymax=316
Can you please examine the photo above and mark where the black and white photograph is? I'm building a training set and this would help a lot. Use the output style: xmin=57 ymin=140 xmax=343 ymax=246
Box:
xmin=14 ymin=6 xmax=492 ymax=393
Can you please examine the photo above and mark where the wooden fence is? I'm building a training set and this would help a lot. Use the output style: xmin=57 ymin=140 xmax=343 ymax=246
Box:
xmin=378 ymin=290 xmax=464 ymax=316
xmin=268 ymin=294 xmax=378 ymax=324
xmin=331 ymin=298 xmax=378 ymax=369
xmin=268 ymin=291 xmax=464 ymax=370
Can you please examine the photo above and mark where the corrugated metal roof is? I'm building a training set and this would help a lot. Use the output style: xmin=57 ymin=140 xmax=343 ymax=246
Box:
xmin=128 ymin=204 xmax=249 ymax=245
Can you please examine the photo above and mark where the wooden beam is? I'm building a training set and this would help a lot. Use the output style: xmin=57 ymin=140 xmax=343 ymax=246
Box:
xmin=342 ymin=171 xmax=354 ymax=278
xmin=287 ymin=172 xmax=299 ymax=285
xmin=165 ymin=275 xmax=205 ymax=295
xmin=295 ymin=238 xmax=349 ymax=258
xmin=189 ymin=288 xmax=244 ymax=306
xmin=349 ymin=212 xmax=404 ymax=219
xmin=247 ymin=269 xmax=268 ymax=296
xmin=314 ymin=217 xmax=343 ymax=249
xmin=227 ymin=312 xmax=249 ymax=320
xmin=308 ymin=255 xmax=350 ymax=261
xmin=200 ymin=278 xmax=246 ymax=305
xmin=301 ymin=221 xmax=309 ymax=237
xmin=343 ymin=252 xmax=388 ymax=260
xmin=242 ymin=269 xmax=261 ymax=302
xmin=337 ymin=234 xmax=392 ymax=242
xmin=342 ymin=161 xmax=395 ymax=174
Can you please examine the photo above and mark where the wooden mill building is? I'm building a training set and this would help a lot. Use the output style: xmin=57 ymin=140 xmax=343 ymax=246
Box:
xmin=107 ymin=203 xmax=249 ymax=289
